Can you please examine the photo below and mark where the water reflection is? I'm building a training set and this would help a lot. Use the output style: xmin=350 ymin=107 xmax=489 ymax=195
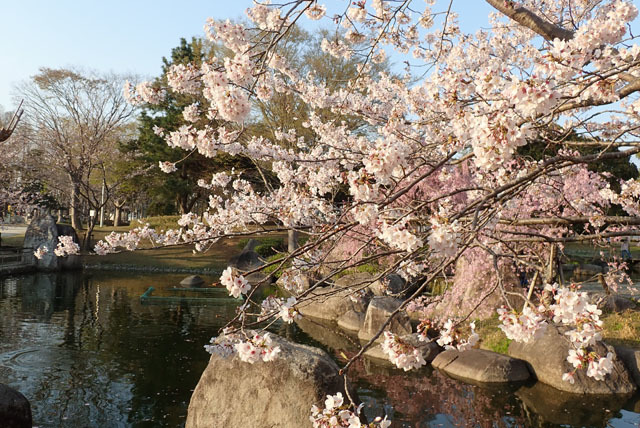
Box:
xmin=1 ymin=271 xmax=640 ymax=427
xmin=291 ymin=315 xmax=640 ymax=428
xmin=0 ymin=271 xmax=229 ymax=427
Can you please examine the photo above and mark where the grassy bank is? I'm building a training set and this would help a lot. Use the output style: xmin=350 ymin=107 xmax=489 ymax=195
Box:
xmin=474 ymin=309 xmax=640 ymax=355
xmin=85 ymin=217 xmax=288 ymax=270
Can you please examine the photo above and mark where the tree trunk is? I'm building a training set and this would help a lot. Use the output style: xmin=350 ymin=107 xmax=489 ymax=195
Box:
xmin=70 ymin=181 xmax=82 ymax=230
xmin=177 ymin=194 xmax=188 ymax=215
xmin=288 ymin=229 xmax=299 ymax=253
xmin=541 ymin=244 xmax=557 ymax=306
xmin=83 ymin=217 xmax=96 ymax=251
xmin=114 ymin=205 xmax=122 ymax=227
xmin=177 ymin=193 xmax=199 ymax=215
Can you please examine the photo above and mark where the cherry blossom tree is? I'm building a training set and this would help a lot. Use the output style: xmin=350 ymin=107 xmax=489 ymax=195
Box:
xmin=96 ymin=0 xmax=640 ymax=423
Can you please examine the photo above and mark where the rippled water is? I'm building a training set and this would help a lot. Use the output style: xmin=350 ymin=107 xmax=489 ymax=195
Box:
xmin=1 ymin=271 xmax=640 ymax=427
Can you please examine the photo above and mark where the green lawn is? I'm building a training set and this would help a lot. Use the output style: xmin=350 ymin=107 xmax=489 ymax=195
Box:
xmin=601 ymin=310 xmax=640 ymax=347
xmin=82 ymin=236 xmax=250 ymax=270
xmin=83 ymin=217 xmax=288 ymax=269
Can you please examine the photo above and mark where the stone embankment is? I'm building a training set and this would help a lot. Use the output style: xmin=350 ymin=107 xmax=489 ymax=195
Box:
xmin=0 ymin=264 xmax=34 ymax=276
xmin=283 ymin=271 xmax=640 ymax=395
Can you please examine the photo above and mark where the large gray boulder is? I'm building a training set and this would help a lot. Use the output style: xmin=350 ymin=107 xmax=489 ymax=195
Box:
xmin=358 ymin=297 xmax=412 ymax=343
xmin=0 ymin=384 xmax=32 ymax=428
xmin=589 ymin=293 xmax=638 ymax=313
xmin=185 ymin=334 xmax=356 ymax=428
xmin=23 ymin=215 xmax=81 ymax=271
xmin=509 ymin=327 xmax=636 ymax=394
xmin=432 ymin=349 xmax=530 ymax=384
xmin=23 ymin=214 xmax=58 ymax=270
xmin=337 ymin=310 xmax=365 ymax=333
xmin=333 ymin=272 xmax=375 ymax=289
xmin=228 ymin=239 xmax=265 ymax=272
xmin=180 ymin=275 xmax=206 ymax=288
xmin=369 ymin=273 xmax=411 ymax=297
xmin=614 ymin=345 xmax=640 ymax=387
xmin=299 ymin=286 xmax=370 ymax=322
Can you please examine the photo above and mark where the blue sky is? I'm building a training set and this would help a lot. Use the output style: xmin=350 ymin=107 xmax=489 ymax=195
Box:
xmin=0 ymin=0 xmax=500 ymax=110
xmin=2 ymin=1 xmax=640 ymax=112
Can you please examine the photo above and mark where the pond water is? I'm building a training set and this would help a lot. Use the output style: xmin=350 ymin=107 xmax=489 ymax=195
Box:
xmin=1 ymin=270 xmax=640 ymax=427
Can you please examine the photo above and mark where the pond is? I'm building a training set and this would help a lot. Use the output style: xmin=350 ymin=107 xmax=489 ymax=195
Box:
xmin=1 ymin=270 xmax=640 ymax=427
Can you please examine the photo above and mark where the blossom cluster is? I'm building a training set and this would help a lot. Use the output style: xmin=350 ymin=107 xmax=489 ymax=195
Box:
xmin=260 ymin=296 xmax=301 ymax=323
xmin=53 ymin=235 xmax=80 ymax=257
xmin=602 ymin=179 xmax=640 ymax=216
xmin=547 ymin=283 xmax=604 ymax=349
xmin=380 ymin=331 xmax=427 ymax=371
xmin=310 ymin=392 xmax=391 ymax=428
xmin=563 ymin=349 xmax=615 ymax=384
xmin=497 ymin=306 xmax=548 ymax=343
xmin=158 ymin=161 xmax=177 ymax=173
xmin=34 ymin=235 xmax=80 ymax=259
xmin=278 ymin=269 xmax=310 ymax=294
xmin=205 ymin=330 xmax=281 ymax=364
xmin=498 ymin=283 xmax=613 ymax=383
xmin=93 ymin=224 xmax=165 ymax=255
xmin=435 ymin=319 xmax=480 ymax=351
xmin=220 ymin=266 xmax=251 ymax=298
xmin=123 ymin=81 xmax=165 ymax=105
xmin=427 ymin=218 xmax=461 ymax=258
xmin=108 ymin=0 xmax=640 ymax=393
xmin=33 ymin=245 xmax=48 ymax=260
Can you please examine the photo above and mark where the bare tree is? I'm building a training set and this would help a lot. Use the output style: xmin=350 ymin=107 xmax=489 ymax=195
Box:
xmin=17 ymin=68 xmax=136 ymax=231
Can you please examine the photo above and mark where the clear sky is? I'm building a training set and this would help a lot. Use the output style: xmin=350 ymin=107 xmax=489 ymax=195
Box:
xmin=2 ymin=1 xmax=640 ymax=111
xmin=0 ymin=0 xmax=500 ymax=110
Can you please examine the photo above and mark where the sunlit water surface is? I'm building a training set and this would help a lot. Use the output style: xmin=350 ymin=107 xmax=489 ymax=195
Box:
xmin=1 ymin=271 xmax=640 ymax=427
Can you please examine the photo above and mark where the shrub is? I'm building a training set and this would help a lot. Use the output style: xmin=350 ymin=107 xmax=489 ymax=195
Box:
xmin=237 ymin=237 xmax=286 ymax=258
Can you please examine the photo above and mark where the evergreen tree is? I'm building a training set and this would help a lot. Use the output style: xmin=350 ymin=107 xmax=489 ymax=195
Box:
xmin=122 ymin=38 xmax=252 ymax=215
